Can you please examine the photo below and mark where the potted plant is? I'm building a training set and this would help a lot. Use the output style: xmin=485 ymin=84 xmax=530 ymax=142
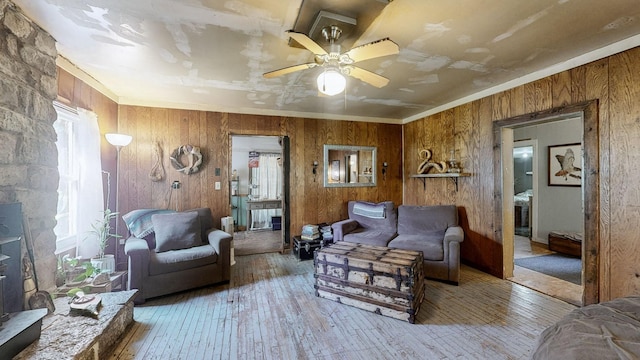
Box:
xmin=87 ymin=209 xmax=120 ymax=274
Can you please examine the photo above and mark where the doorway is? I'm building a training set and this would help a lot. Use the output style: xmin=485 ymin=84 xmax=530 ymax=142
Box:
xmin=230 ymin=135 xmax=287 ymax=256
xmin=494 ymin=100 xmax=599 ymax=306
xmin=508 ymin=125 xmax=583 ymax=306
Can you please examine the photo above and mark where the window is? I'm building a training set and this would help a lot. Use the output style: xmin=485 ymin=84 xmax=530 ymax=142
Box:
xmin=52 ymin=103 xmax=104 ymax=257
xmin=53 ymin=103 xmax=80 ymax=253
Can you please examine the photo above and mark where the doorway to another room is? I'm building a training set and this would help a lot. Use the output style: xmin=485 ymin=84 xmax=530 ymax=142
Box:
xmin=497 ymin=104 xmax=598 ymax=306
xmin=230 ymin=135 xmax=284 ymax=256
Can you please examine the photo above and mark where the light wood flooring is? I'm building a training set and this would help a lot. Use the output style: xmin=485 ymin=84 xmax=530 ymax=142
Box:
xmin=233 ymin=230 xmax=282 ymax=256
xmin=509 ymin=235 xmax=583 ymax=306
xmin=112 ymin=252 xmax=576 ymax=359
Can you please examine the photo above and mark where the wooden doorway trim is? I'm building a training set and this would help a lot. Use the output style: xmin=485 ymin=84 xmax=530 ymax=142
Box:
xmin=493 ymin=100 xmax=599 ymax=305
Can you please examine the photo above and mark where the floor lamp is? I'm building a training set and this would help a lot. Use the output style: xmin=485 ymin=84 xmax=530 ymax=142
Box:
xmin=105 ymin=133 xmax=132 ymax=270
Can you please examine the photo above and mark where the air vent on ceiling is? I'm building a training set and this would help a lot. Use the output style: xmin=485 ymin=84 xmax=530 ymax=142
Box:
xmin=288 ymin=11 xmax=357 ymax=48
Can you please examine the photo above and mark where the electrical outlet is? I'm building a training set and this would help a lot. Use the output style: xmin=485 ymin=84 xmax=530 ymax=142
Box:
xmin=215 ymin=181 xmax=221 ymax=190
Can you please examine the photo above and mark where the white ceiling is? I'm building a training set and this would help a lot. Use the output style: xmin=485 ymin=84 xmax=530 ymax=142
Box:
xmin=13 ymin=0 xmax=640 ymax=123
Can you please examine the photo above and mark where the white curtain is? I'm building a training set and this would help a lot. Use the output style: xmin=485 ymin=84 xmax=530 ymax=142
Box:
xmin=74 ymin=108 xmax=105 ymax=258
xmin=251 ymin=153 xmax=282 ymax=229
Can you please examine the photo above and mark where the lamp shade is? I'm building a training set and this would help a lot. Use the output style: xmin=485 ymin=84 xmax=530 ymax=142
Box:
xmin=317 ymin=69 xmax=346 ymax=96
xmin=105 ymin=133 xmax=132 ymax=147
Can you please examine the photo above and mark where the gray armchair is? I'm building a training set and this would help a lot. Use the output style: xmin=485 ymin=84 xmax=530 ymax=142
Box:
xmin=387 ymin=205 xmax=464 ymax=284
xmin=124 ymin=207 xmax=231 ymax=304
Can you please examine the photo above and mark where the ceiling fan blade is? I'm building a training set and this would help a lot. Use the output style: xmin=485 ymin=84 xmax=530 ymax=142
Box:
xmin=263 ymin=63 xmax=318 ymax=78
xmin=343 ymin=38 xmax=399 ymax=64
xmin=286 ymin=30 xmax=328 ymax=56
xmin=344 ymin=66 xmax=390 ymax=88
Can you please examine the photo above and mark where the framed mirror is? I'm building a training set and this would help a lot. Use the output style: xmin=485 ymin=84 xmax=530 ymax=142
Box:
xmin=324 ymin=145 xmax=376 ymax=187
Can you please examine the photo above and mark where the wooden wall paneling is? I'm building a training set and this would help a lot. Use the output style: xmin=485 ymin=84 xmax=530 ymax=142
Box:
xmin=455 ymin=102 xmax=473 ymax=218
xmin=127 ymin=106 xmax=144 ymax=211
xmin=304 ymin=119 xmax=320 ymax=226
xmin=492 ymin=90 xmax=511 ymax=121
xmin=56 ymin=68 xmax=75 ymax=103
xmin=295 ymin=117 xmax=310 ymax=233
xmin=570 ymin=66 xmax=587 ymax=103
xmin=523 ymin=78 xmax=553 ymax=115
xmin=534 ymin=77 xmax=553 ymax=112
xmin=149 ymin=107 xmax=168 ymax=210
xmin=432 ymin=113 xmax=448 ymax=204
xmin=122 ymin=106 xmax=138 ymax=212
xmin=508 ymin=86 xmax=525 ymax=116
xmin=201 ymin=110 xmax=214 ymax=212
xmin=364 ymin=122 xmax=377 ymax=201
xmin=177 ymin=110 xmax=192 ymax=209
xmin=409 ymin=119 xmax=421 ymax=204
xmin=167 ymin=109 xmax=183 ymax=210
xmin=212 ymin=111 xmax=230 ymax=225
xmin=117 ymin=106 xmax=131 ymax=216
xmin=608 ymin=48 xmax=640 ymax=299
xmin=198 ymin=110 xmax=210 ymax=211
xmin=463 ymin=101 xmax=482 ymax=232
xmin=72 ymin=76 xmax=92 ymax=110
xmin=481 ymin=96 xmax=501 ymax=276
xmin=404 ymin=120 xmax=423 ymax=205
xmin=523 ymin=82 xmax=537 ymax=114
xmin=441 ymin=108 xmax=456 ymax=201
xmin=585 ymin=58 xmax=611 ymax=301
xmin=137 ymin=106 xmax=153 ymax=209
xmin=194 ymin=111 xmax=207 ymax=210
xmin=551 ymin=71 xmax=572 ymax=107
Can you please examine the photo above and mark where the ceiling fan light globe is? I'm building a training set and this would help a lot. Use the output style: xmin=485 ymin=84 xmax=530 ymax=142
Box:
xmin=317 ymin=70 xmax=346 ymax=96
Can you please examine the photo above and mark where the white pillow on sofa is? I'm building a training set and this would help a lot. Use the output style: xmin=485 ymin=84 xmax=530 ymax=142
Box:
xmin=152 ymin=211 xmax=202 ymax=252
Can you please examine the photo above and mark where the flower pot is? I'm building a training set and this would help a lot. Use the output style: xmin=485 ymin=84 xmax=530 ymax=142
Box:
xmin=91 ymin=254 xmax=115 ymax=274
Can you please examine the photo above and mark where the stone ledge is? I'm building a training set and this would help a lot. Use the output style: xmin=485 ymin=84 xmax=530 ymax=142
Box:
xmin=15 ymin=290 xmax=137 ymax=360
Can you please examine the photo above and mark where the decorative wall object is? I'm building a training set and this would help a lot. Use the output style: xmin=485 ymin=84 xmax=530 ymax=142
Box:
xmin=548 ymin=143 xmax=582 ymax=187
xmin=149 ymin=142 xmax=165 ymax=182
xmin=416 ymin=149 xmax=448 ymax=174
xmin=170 ymin=145 xmax=203 ymax=175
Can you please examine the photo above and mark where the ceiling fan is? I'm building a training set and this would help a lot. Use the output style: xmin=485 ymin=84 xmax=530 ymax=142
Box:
xmin=263 ymin=25 xmax=399 ymax=96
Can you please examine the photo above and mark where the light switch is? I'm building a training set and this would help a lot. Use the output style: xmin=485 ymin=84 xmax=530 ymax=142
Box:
xmin=215 ymin=181 xmax=221 ymax=190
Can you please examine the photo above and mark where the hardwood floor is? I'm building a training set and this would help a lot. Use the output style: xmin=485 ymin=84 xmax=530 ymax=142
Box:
xmin=509 ymin=235 xmax=583 ymax=306
xmin=233 ymin=230 xmax=282 ymax=256
xmin=112 ymin=252 xmax=576 ymax=359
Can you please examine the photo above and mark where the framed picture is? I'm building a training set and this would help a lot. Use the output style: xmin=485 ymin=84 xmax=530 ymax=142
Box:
xmin=331 ymin=160 xmax=340 ymax=181
xmin=548 ymin=143 xmax=582 ymax=186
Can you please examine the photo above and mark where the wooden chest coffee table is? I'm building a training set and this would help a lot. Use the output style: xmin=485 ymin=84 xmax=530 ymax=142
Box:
xmin=314 ymin=242 xmax=425 ymax=323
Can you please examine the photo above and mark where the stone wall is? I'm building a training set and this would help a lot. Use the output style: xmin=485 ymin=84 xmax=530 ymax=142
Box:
xmin=0 ymin=1 xmax=58 ymax=291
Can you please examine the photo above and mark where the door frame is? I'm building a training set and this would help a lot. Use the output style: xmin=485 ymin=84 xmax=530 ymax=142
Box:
xmin=513 ymin=139 xmax=539 ymax=241
xmin=228 ymin=134 xmax=290 ymax=252
xmin=493 ymin=100 xmax=599 ymax=305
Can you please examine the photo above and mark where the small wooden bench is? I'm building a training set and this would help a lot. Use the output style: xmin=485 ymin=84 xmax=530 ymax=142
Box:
xmin=548 ymin=231 xmax=582 ymax=257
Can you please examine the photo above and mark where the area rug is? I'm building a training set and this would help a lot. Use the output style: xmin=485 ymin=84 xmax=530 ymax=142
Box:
xmin=515 ymin=254 xmax=581 ymax=285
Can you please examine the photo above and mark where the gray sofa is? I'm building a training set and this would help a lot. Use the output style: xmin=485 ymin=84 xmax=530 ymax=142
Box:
xmin=332 ymin=201 xmax=464 ymax=284
xmin=124 ymin=207 xmax=231 ymax=304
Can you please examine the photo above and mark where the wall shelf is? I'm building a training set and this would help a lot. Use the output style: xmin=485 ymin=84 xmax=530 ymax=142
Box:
xmin=411 ymin=173 xmax=471 ymax=191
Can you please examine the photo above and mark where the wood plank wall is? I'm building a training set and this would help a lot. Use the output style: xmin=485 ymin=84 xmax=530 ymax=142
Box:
xmin=403 ymin=46 xmax=640 ymax=301
xmin=116 ymin=106 xmax=403 ymax=241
